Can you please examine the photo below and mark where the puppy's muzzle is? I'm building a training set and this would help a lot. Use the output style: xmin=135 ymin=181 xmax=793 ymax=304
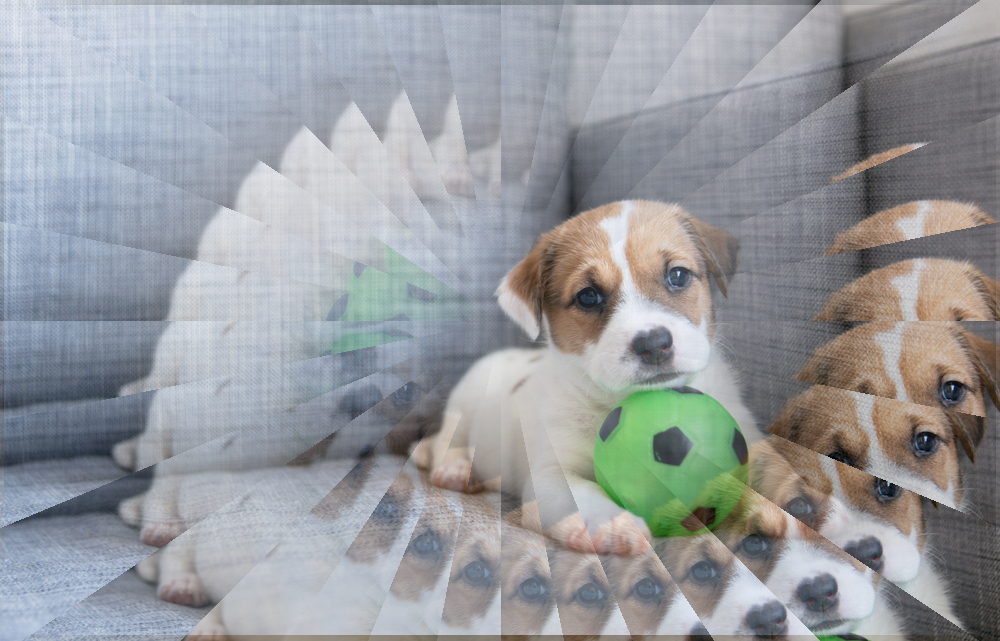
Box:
xmin=632 ymin=327 xmax=674 ymax=366
xmin=688 ymin=623 xmax=712 ymax=641
xmin=843 ymin=536 xmax=883 ymax=573
xmin=746 ymin=600 xmax=788 ymax=638
xmin=796 ymin=573 xmax=839 ymax=613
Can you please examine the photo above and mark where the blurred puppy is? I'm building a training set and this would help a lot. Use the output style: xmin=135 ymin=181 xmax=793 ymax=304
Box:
xmin=768 ymin=386 xmax=975 ymax=510
xmin=797 ymin=321 xmax=999 ymax=423
xmin=814 ymin=258 xmax=1000 ymax=321
xmin=751 ymin=437 xmax=963 ymax=629
xmin=824 ymin=201 xmax=995 ymax=256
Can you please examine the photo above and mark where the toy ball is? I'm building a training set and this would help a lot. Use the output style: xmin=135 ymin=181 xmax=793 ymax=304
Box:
xmin=594 ymin=387 xmax=749 ymax=537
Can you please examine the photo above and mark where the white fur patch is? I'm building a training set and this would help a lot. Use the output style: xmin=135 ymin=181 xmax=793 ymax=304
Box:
xmin=873 ymin=323 xmax=909 ymax=402
xmin=600 ymin=201 xmax=638 ymax=300
xmin=496 ymin=274 xmax=541 ymax=340
xmin=895 ymin=200 xmax=931 ymax=240
xmin=890 ymin=259 xmax=924 ymax=322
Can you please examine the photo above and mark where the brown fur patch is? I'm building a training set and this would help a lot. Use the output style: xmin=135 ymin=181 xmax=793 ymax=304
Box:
xmin=345 ymin=470 xmax=415 ymax=564
xmin=603 ymin=549 xmax=682 ymax=636
xmin=656 ymin=532 xmax=735 ymax=620
xmin=441 ymin=493 xmax=501 ymax=628
xmin=390 ymin=478 xmax=460 ymax=601
xmin=824 ymin=201 xmax=996 ymax=256
xmin=548 ymin=547 xmax=617 ymax=640
xmin=500 ymin=517 xmax=554 ymax=636
xmin=830 ymin=144 xmax=925 ymax=184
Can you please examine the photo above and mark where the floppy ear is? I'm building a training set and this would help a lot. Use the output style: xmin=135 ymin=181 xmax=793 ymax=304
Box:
xmin=814 ymin=289 xmax=851 ymax=321
xmin=682 ymin=215 xmax=739 ymax=297
xmin=766 ymin=398 xmax=805 ymax=443
xmin=963 ymin=330 xmax=999 ymax=412
xmin=945 ymin=410 xmax=984 ymax=463
xmin=970 ymin=273 xmax=1000 ymax=320
xmin=796 ymin=349 xmax=834 ymax=386
xmin=496 ymin=233 xmax=553 ymax=340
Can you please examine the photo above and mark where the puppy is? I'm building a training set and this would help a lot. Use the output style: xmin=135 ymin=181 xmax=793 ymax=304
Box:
xmin=814 ymin=258 xmax=1000 ymax=322
xmin=751 ymin=437 xmax=963 ymax=630
xmin=797 ymin=321 xmax=999 ymax=422
xmin=413 ymin=200 xmax=756 ymax=557
xmin=768 ymin=385 xmax=975 ymax=510
xmin=824 ymin=200 xmax=996 ymax=256
xmin=830 ymin=143 xmax=927 ymax=183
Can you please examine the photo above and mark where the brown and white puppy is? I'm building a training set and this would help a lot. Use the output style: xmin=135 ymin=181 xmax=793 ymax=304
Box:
xmin=824 ymin=200 xmax=996 ymax=256
xmin=751 ymin=437 xmax=963 ymax=630
xmin=830 ymin=143 xmax=927 ymax=184
xmin=814 ymin=258 xmax=1000 ymax=322
xmin=797 ymin=321 xmax=999 ymax=425
xmin=413 ymin=200 xmax=756 ymax=557
xmin=768 ymin=385 xmax=973 ymax=510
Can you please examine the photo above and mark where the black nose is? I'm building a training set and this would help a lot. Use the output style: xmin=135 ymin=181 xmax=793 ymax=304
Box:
xmin=797 ymin=573 xmax=839 ymax=612
xmin=745 ymin=601 xmax=787 ymax=638
xmin=844 ymin=536 xmax=883 ymax=573
xmin=632 ymin=327 xmax=674 ymax=365
xmin=687 ymin=623 xmax=712 ymax=641
xmin=338 ymin=384 xmax=384 ymax=419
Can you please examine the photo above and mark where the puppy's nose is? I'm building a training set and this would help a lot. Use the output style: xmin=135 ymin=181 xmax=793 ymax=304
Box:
xmin=745 ymin=601 xmax=787 ymax=638
xmin=632 ymin=327 xmax=673 ymax=365
xmin=844 ymin=536 xmax=883 ymax=573
xmin=338 ymin=384 xmax=384 ymax=419
xmin=687 ymin=623 xmax=711 ymax=641
xmin=797 ymin=573 xmax=839 ymax=612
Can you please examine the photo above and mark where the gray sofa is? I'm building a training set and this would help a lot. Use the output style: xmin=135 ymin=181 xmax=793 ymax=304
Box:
xmin=2 ymin=3 xmax=997 ymax=639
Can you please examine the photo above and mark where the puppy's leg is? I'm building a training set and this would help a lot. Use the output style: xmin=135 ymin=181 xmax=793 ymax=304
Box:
xmin=139 ymin=475 xmax=185 ymax=547
xmin=413 ymin=410 xmax=481 ymax=492
xmin=156 ymin=532 xmax=209 ymax=608
xmin=118 ymin=492 xmax=144 ymax=527
xmin=187 ymin=606 xmax=229 ymax=641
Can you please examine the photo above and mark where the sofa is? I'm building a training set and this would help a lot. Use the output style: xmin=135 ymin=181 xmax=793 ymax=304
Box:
xmin=2 ymin=3 xmax=997 ymax=639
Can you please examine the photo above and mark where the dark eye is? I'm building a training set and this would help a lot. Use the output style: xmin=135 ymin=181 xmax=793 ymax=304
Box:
xmin=913 ymin=432 xmax=939 ymax=455
xmin=517 ymin=577 xmax=547 ymax=601
xmin=393 ymin=382 xmax=419 ymax=406
xmin=690 ymin=561 xmax=718 ymax=584
xmin=575 ymin=287 xmax=604 ymax=309
xmin=875 ymin=478 xmax=900 ymax=501
xmin=411 ymin=532 xmax=440 ymax=556
xmin=462 ymin=560 xmax=491 ymax=584
xmin=828 ymin=451 xmax=854 ymax=468
xmin=784 ymin=497 xmax=815 ymax=522
xmin=576 ymin=582 xmax=606 ymax=604
xmin=633 ymin=578 xmax=662 ymax=600
xmin=740 ymin=534 xmax=769 ymax=557
xmin=940 ymin=381 xmax=966 ymax=406
xmin=666 ymin=267 xmax=692 ymax=289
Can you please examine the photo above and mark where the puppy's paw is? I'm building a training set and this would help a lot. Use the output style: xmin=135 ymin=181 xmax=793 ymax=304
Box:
xmin=550 ymin=513 xmax=597 ymax=554
xmin=118 ymin=494 xmax=144 ymax=527
xmin=410 ymin=436 xmax=434 ymax=470
xmin=158 ymin=574 xmax=209 ymax=607
xmin=430 ymin=459 xmax=479 ymax=493
xmin=141 ymin=521 xmax=185 ymax=548
xmin=592 ymin=512 xmax=652 ymax=557
xmin=112 ymin=438 xmax=138 ymax=470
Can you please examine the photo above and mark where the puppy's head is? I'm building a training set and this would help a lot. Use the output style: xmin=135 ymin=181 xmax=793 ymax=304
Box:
xmin=751 ymin=438 xmax=924 ymax=586
xmin=797 ymin=321 xmax=998 ymax=426
xmin=548 ymin=546 xmax=626 ymax=640
xmin=603 ymin=549 xmax=705 ymax=639
xmin=768 ymin=386 xmax=967 ymax=509
xmin=814 ymin=258 xmax=1000 ymax=321
xmin=497 ymin=201 xmax=738 ymax=393
xmin=499 ymin=504 xmax=558 ymax=638
xmin=715 ymin=489 xmax=877 ymax=637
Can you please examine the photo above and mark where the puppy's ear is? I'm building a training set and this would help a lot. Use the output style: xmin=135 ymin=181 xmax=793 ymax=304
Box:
xmin=970 ymin=273 xmax=1000 ymax=320
xmin=767 ymin=399 xmax=805 ymax=443
xmin=496 ymin=233 xmax=553 ymax=340
xmin=963 ymin=330 xmax=999 ymax=412
xmin=946 ymin=410 xmax=985 ymax=463
xmin=814 ymin=290 xmax=851 ymax=322
xmin=796 ymin=350 xmax=832 ymax=386
xmin=682 ymin=215 xmax=739 ymax=297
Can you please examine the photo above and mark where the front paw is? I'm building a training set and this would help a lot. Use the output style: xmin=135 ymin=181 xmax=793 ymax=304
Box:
xmin=592 ymin=512 xmax=652 ymax=557
xmin=431 ymin=459 xmax=479 ymax=493
xmin=141 ymin=521 xmax=185 ymax=548
xmin=158 ymin=574 xmax=209 ymax=607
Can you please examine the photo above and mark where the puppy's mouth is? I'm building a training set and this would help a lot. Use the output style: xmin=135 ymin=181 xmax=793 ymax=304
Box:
xmin=808 ymin=617 xmax=850 ymax=633
xmin=635 ymin=371 xmax=684 ymax=386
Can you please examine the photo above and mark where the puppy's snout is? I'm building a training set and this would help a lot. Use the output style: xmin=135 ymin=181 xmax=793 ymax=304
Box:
xmin=338 ymin=384 xmax=384 ymax=419
xmin=844 ymin=536 xmax=883 ymax=573
xmin=745 ymin=600 xmax=787 ymax=638
xmin=796 ymin=573 xmax=839 ymax=612
xmin=632 ymin=327 xmax=674 ymax=365
xmin=687 ymin=623 xmax=711 ymax=641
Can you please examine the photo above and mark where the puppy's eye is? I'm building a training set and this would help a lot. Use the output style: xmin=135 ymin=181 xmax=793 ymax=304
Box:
xmin=666 ymin=267 xmax=692 ymax=289
xmin=393 ymin=382 xmax=420 ymax=406
xmin=411 ymin=532 xmax=441 ymax=556
xmin=940 ymin=381 xmax=966 ymax=406
xmin=740 ymin=534 xmax=769 ymax=557
xmin=784 ymin=497 xmax=815 ymax=522
xmin=575 ymin=287 xmax=605 ymax=309
xmin=576 ymin=582 xmax=606 ymax=604
xmin=913 ymin=432 xmax=939 ymax=455
xmin=828 ymin=451 xmax=855 ymax=468
xmin=462 ymin=560 xmax=491 ymax=584
xmin=517 ymin=577 xmax=547 ymax=601
xmin=690 ymin=561 xmax=718 ymax=584
xmin=633 ymin=578 xmax=662 ymax=600
xmin=874 ymin=478 xmax=901 ymax=501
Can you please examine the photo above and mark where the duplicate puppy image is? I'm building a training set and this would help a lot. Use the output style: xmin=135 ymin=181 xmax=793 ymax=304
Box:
xmin=414 ymin=200 xmax=755 ymax=556
xmin=751 ymin=438 xmax=962 ymax=629
xmin=814 ymin=258 xmax=1000 ymax=321
xmin=830 ymin=143 xmax=927 ymax=184
xmin=824 ymin=201 xmax=996 ymax=256
xmin=768 ymin=386 xmax=972 ymax=510
xmin=797 ymin=321 xmax=999 ymax=421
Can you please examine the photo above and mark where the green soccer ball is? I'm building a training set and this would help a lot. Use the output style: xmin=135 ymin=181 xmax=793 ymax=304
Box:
xmin=593 ymin=387 xmax=749 ymax=537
